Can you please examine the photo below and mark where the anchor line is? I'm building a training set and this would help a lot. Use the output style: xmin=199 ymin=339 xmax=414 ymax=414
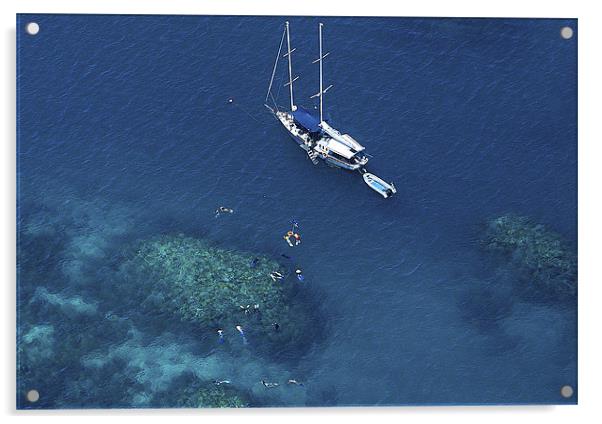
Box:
xmin=232 ymin=102 xmax=264 ymax=123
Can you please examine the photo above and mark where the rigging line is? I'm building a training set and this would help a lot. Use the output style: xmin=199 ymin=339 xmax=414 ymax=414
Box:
xmin=265 ymin=27 xmax=286 ymax=103
xmin=232 ymin=102 xmax=263 ymax=123
xmin=269 ymin=71 xmax=280 ymax=109
xmin=269 ymin=91 xmax=279 ymax=110
xmin=401 ymin=263 xmax=423 ymax=277
xmin=267 ymin=68 xmax=282 ymax=110
xmin=273 ymin=62 xmax=285 ymax=106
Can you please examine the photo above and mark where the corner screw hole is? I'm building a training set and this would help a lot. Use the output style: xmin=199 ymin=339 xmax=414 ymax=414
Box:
xmin=560 ymin=385 xmax=574 ymax=398
xmin=26 ymin=389 xmax=39 ymax=403
xmin=26 ymin=22 xmax=40 ymax=36
xmin=560 ymin=27 xmax=573 ymax=40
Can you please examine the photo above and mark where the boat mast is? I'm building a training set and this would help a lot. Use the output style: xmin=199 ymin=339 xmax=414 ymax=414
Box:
xmin=311 ymin=23 xmax=332 ymax=123
xmin=285 ymin=22 xmax=296 ymax=111
xmin=318 ymin=23 xmax=324 ymax=122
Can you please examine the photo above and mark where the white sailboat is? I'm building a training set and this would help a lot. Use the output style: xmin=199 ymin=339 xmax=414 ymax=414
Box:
xmin=265 ymin=22 xmax=396 ymax=197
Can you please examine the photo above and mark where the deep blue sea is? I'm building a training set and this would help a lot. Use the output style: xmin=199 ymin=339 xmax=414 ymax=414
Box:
xmin=16 ymin=14 xmax=577 ymax=408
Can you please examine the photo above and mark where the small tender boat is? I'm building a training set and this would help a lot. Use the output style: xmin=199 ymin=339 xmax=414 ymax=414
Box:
xmin=362 ymin=172 xmax=397 ymax=198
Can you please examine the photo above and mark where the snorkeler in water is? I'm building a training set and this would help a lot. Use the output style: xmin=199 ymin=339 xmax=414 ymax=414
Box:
xmin=283 ymin=231 xmax=301 ymax=247
xmin=270 ymin=271 xmax=285 ymax=282
xmin=261 ymin=380 xmax=279 ymax=388
xmin=217 ymin=329 xmax=225 ymax=344
xmin=239 ymin=304 xmax=260 ymax=315
xmin=236 ymin=325 xmax=248 ymax=345
xmin=215 ymin=206 xmax=234 ymax=218
xmin=295 ymin=269 xmax=305 ymax=282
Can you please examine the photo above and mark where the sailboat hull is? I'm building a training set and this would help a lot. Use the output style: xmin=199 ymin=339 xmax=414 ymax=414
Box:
xmin=275 ymin=111 xmax=364 ymax=170
xmin=323 ymin=155 xmax=363 ymax=170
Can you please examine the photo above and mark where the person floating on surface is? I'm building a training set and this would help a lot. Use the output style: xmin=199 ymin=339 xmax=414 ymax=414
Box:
xmin=270 ymin=271 xmax=285 ymax=282
xmin=236 ymin=324 xmax=248 ymax=345
xmin=215 ymin=206 xmax=234 ymax=218
xmin=283 ymin=231 xmax=295 ymax=247
xmin=261 ymin=380 xmax=279 ymax=388
xmin=240 ymin=304 xmax=260 ymax=315
xmin=283 ymin=231 xmax=301 ymax=247
xmin=295 ymin=268 xmax=305 ymax=282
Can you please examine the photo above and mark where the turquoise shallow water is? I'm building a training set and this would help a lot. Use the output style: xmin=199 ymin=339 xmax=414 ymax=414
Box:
xmin=17 ymin=14 xmax=577 ymax=408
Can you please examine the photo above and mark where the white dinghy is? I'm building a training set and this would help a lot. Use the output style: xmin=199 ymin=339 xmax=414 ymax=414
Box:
xmin=362 ymin=172 xmax=397 ymax=198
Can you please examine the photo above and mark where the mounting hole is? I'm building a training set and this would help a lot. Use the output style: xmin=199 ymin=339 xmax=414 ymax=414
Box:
xmin=26 ymin=389 xmax=40 ymax=403
xmin=25 ymin=22 xmax=40 ymax=36
xmin=560 ymin=26 xmax=573 ymax=40
xmin=560 ymin=385 xmax=574 ymax=398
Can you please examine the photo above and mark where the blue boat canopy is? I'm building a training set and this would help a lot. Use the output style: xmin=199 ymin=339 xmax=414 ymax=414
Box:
xmin=292 ymin=107 xmax=321 ymax=132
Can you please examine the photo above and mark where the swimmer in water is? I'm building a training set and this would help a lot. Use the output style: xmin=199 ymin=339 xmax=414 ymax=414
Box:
xmin=283 ymin=231 xmax=301 ymax=247
xmin=293 ymin=232 xmax=301 ymax=246
xmin=239 ymin=304 xmax=259 ymax=315
xmin=250 ymin=257 xmax=260 ymax=268
xmin=270 ymin=271 xmax=285 ymax=282
xmin=236 ymin=324 xmax=248 ymax=344
xmin=287 ymin=379 xmax=304 ymax=386
xmin=284 ymin=231 xmax=295 ymax=247
xmin=213 ymin=379 xmax=231 ymax=386
xmin=215 ymin=206 xmax=234 ymax=218
xmin=217 ymin=329 xmax=225 ymax=344
xmin=295 ymin=269 xmax=305 ymax=282
xmin=261 ymin=380 xmax=279 ymax=388
xmin=272 ymin=322 xmax=280 ymax=332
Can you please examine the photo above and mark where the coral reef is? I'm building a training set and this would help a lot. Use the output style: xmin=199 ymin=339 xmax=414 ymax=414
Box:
xmin=120 ymin=234 xmax=313 ymax=351
xmin=17 ymin=192 xmax=316 ymax=409
xmin=151 ymin=372 xmax=250 ymax=408
xmin=21 ymin=324 xmax=55 ymax=363
xmin=17 ymin=269 xmax=132 ymax=408
xmin=484 ymin=215 xmax=577 ymax=297
xmin=31 ymin=287 xmax=98 ymax=318
xmin=178 ymin=385 xmax=248 ymax=408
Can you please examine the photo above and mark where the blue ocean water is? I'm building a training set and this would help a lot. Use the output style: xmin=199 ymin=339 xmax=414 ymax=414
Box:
xmin=16 ymin=14 xmax=577 ymax=408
